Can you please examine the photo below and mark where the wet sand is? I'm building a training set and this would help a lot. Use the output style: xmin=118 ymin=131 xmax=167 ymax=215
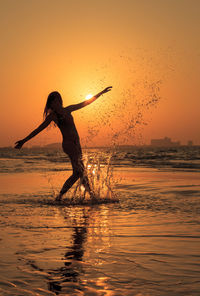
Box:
xmin=0 ymin=167 xmax=200 ymax=295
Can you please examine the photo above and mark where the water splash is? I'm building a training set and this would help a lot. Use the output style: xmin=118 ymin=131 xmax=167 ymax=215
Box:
xmin=79 ymin=52 xmax=166 ymax=147
xmin=42 ymin=150 xmax=119 ymax=205
xmin=69 ymin=151 xmax=118 ymax=204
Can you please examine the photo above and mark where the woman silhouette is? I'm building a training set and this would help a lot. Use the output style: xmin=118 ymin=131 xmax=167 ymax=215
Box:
xmin=15 ymin=86 xmax=112 ymax=201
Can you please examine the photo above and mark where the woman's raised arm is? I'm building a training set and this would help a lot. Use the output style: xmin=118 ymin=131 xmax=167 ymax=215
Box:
xmin=67 ymin=86 xmax=112 ymax=113
xmin=14 ymin=113 xmax=53 ymax=149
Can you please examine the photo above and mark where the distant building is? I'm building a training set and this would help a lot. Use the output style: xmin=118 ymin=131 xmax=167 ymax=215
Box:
xmin=187 ymin=140 xmax=193 ymax=146
xmin=150 ymin=137 xmax=180 ymax=147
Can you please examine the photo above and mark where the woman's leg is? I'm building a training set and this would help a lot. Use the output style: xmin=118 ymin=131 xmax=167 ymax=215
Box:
xmin=55 ymin=156 xmax=81 ymax=201
xmin=79 ymin=159 xmax=94 ymax=198
xmin=56 ymin=154 xmax=93 ymax=201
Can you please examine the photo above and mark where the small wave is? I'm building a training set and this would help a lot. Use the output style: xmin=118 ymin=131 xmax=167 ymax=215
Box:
xmin=1 ymin=146 xmax=200 ymax=172
xmin=0 ymin=194 xmax=119 ymax=207
xmin=42 ymin=197 xmax=119 ymax=206
xmin=50 ymin=168 xmax=70 ymax=172
xmin=113 ymin=234 xmax=200 ymax=239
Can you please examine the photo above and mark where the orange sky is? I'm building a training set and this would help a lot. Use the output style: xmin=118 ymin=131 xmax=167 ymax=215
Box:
xmin=0 ymin=0 xmax=200 ymax=147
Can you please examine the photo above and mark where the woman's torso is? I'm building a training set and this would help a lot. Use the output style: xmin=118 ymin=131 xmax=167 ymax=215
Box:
xmin=53 ymin=109 xmax=81 ymax=154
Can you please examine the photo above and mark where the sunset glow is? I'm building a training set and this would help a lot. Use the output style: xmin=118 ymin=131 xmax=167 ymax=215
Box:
xmin=0 ymin=1 xmax=199 ymax=147
xmin=0 ymin=2 xmax=200 ymax=295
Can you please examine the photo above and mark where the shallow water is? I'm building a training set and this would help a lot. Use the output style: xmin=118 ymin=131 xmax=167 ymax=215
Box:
xmin=0 ymin=147 xmax=200 ymax=295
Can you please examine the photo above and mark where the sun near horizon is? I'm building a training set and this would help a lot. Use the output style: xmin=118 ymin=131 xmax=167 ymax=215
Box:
xmin=85 ymin=94 xmax=93 ymax=101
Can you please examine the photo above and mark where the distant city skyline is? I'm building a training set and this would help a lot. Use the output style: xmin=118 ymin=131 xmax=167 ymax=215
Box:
xmin=1 ymin=136 xmax=198 ymax=149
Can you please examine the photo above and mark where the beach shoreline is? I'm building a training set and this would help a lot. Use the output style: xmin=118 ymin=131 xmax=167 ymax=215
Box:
xmin=0 ymin=148 xmax=200 ymax=295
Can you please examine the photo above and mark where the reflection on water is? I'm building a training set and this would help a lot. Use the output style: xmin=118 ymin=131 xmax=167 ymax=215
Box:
xmin=17 ymin=206 xmax=115 ymax=295
xmin=0 ymin=146 xmax=200 ymax=295
xmin=48 ymin=209 xmax=88 ymax=294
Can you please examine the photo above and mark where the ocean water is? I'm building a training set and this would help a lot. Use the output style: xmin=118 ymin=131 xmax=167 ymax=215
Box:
xmin=0 ymin=146 xmax=200 ymax=296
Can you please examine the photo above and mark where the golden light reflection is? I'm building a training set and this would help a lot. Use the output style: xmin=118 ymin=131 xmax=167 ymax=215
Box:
xmin=81 ymin=185 xmax=85 ymax=192
xmin=96 ymin=277 xmax=115 ymax=296
xmin=50 ymin=205 xmax=116 ymax=294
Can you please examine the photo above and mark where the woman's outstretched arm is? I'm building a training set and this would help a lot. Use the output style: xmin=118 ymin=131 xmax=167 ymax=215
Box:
xmin=67 ymin=86 xmax=112 ymax=112
xmin=14 ymin=114 xmax=53 ymax=149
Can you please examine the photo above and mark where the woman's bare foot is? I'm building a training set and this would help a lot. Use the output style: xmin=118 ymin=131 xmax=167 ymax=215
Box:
xmin=55 ymin=193 xmax=62 ymax=202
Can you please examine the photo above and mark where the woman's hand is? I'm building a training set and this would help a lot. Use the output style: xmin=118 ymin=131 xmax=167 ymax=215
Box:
xmin=14 ymin=139 xmax=25 ymax=149
xmin=101 ymin=86 xmax=112 ymax=94
xmin=68 ymin=86 xmax=113 ymax=111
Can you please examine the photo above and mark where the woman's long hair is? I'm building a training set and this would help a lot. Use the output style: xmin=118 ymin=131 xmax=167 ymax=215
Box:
xmin=43 ymin=91 xmax=63 ymax=120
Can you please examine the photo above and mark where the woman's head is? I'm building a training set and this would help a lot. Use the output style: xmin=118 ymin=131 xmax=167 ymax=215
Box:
xmin=44 ymin=91 xmax=63 ymax=119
